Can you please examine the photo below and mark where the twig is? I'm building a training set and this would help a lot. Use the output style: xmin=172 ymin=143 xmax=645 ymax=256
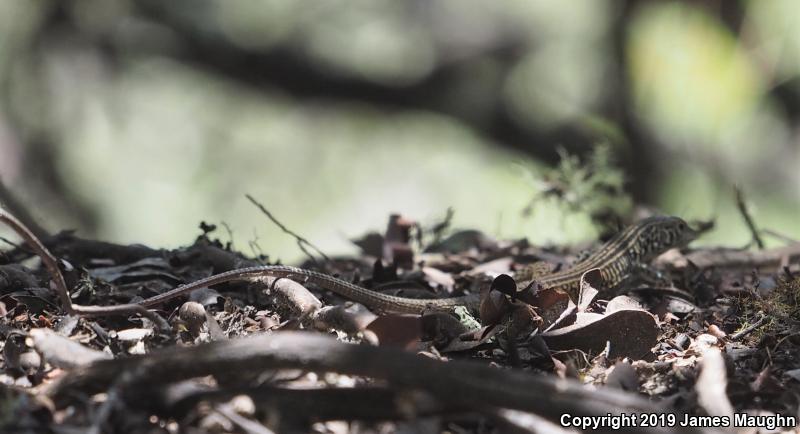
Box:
xmin=71 ymin=304 xmax=171 ymax=332
xmin=248 ymin=228 xmax=265 ymax=259
xmin=245 ymin=194 xmax=329 ymax=263
xmin=215 ymin=404 xmax=276 ymax=434
xmin=0 ymin=236 xmax=22 ymax=249
xmin=761 ymin=229 xmax=799 ymax=245
xmin=220 ymin=221 xmax=235 ymax=248
xmin=734 ymin=186 xmax=764 ymax=250
xmin=0 ymin=179 xmax=49 ymax=239
xmin=0 ymin=207 xmax=74 ymax=314
xmin=730 ymin=316 xmax=767 ymax=341
xmin=430 ymin=207 xmax=454 ymax=245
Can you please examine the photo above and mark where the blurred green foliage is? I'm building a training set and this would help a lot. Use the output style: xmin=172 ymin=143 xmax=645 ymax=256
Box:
xmin=0 ymin=1 xmax=798 ymax=261
xmin=522 ymin=144 xmax=631 ymax=223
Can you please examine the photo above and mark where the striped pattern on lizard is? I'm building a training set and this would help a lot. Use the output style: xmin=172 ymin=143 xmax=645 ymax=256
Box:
xmin=138 ymin=216 xmax=697 ymax=314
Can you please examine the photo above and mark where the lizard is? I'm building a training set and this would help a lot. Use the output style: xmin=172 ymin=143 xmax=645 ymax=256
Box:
xmin=138 ymin=216 xmax=697 ymax=314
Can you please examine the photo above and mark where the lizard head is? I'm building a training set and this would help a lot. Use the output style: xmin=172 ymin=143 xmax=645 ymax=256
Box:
xmin=634 ymin=215 xmax=698 ymax=261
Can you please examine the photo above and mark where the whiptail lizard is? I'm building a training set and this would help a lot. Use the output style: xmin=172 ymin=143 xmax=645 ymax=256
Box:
xmin=139 ymin=216 xmax=696 ymax=314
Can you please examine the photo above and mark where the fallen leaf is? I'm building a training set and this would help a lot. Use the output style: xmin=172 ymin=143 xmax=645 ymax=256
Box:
xmin=541 ymin=310 xmax=659 ymax=359
xmin=480 ymin=282 xmax=512 ymax=327
xmin=421 ymin=266 xmax=455 ymax=292
xmin=605 ymin=296 xmax=647 ymax=314
xmin=366 ymin=314 xmax=422 ymax=349
xmin=116 ymin=328 xmax=153 ymax=342
xmin=577 ymin=268 xmax=602 ymax=311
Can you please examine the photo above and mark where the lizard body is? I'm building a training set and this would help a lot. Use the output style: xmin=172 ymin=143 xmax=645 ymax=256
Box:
xmin=139 ymin=216 xmax=696 ymax=314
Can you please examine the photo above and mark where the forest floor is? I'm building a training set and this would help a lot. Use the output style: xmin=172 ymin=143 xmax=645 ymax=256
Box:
xmin=1 ymin=202 xmax=799 ymax=434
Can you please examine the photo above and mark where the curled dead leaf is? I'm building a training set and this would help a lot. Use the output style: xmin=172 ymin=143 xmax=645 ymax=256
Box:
xmin=366 ymin=314 xmax=422 ymax=349
xmin=577 ymin=268 xmax=603 ymax=310
xmin=541 ymin=310 xmax=659 ymax=360
xmin=507 ymin=304 xmax=543 ymax=339
xmin=480 ymin=286 xmax=511 ymax=327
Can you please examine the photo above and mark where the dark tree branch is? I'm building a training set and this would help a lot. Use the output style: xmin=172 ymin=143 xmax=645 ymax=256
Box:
xmin=51 ymin=331 xmax=717 ymax=434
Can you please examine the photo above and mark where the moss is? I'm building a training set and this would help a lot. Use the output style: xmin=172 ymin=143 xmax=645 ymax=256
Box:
xmin=733 ymin=275 xmax=800 ymax=341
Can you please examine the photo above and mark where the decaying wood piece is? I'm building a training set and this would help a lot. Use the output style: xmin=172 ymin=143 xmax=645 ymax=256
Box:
xmin=660 ymin=244 xmax=800 ymax=271
xmin=28 ymin=328 xmax=112 ymax=369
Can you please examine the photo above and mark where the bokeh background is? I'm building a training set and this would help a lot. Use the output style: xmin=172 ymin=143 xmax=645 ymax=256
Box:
xmin=1 ymin=0 xmax=798 ymax=262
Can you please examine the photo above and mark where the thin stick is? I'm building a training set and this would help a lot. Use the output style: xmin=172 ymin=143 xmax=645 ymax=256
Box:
xmin=245 ymin=194 xmax=329 ymax=263
xmin=71 ymin=304 xmax=170 ymax=332
xmin=0 ymin=180 xmax=49 ymax=239
xmin=729 ymin=316 xmax=767 ymax=341
xmin=0 ymin=207 xmax=74 ymax=314
xmin=734 ymin=186 xmax=764 ymax=250
xmin=0 ymin=236 xmax=22 ymax=249
xmin=761 ymin=229 xmax=799 ymax=245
